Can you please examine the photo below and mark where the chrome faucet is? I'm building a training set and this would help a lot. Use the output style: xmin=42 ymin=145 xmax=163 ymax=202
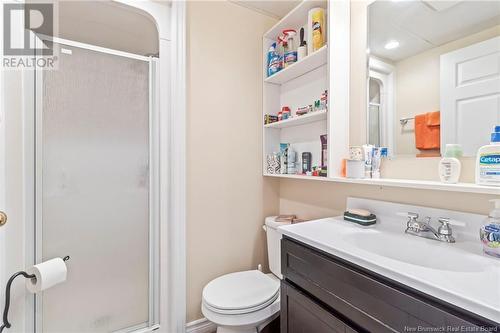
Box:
xmin=403 ymin=213 xmax=457 ymax=243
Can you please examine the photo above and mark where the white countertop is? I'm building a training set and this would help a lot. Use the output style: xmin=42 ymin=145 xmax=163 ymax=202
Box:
xmin=278 ymin=216 xmax=500 ymax=323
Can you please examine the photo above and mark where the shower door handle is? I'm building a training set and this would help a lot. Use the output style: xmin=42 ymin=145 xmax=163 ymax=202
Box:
xmin=0 ymin=211 xmax=7 ymax=227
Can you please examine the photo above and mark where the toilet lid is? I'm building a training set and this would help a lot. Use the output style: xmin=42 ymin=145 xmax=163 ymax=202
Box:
xmin=202 ymin=270 xmax=280 ymax=314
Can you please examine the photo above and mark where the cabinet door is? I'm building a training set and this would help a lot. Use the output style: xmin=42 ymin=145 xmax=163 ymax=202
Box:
xmin=281 ymin=281 xmax=358 ymax=333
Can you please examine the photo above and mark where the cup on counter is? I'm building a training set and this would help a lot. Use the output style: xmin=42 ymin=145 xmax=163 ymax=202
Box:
xmin=346 ymin=160 xmax=365 ymax=179
xmin=266 ymin=154 xmax=281 ymax=174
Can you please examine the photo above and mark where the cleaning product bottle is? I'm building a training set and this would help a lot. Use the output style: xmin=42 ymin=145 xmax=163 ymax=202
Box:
xmin=267 ymin=43 xmax=280 ymax=77
xmin=308 ymin=7 xmax=326 ymax=53
xmin=283 ymin=29 xmax=297 ymax=68
xmin=476 ymin=125 xmax=500 ymax=186
xmin=277 ymin=35 xmax=286 ymax=71
xmin=438 ymin=144 xmax=463 ymax=184
xmin=480 ymin=199 xmax=500 ymax=258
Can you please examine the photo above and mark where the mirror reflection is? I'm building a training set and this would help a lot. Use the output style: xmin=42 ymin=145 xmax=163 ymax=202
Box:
xmin=367 ymin=0 xmax=500 ymax=157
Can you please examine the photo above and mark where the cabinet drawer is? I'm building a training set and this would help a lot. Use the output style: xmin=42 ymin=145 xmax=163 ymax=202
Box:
xmin=281 ymin=280 xmax=358 ymax=333
xmin=281 ymin=237 xmax=495 ymax=332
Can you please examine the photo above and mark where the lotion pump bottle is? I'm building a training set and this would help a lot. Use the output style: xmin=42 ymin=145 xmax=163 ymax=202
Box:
xmin=438 ymin=144 xmax=463 ymax=184
xmin=476 ymin=125 xmax=500 ymax=186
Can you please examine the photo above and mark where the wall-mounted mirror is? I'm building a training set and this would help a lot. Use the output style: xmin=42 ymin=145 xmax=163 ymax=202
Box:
xmin=367 ymin=0 xmax=500 ymax=158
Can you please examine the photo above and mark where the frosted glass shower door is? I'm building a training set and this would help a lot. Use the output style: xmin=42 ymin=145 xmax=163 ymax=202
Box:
xmin=35 ymin=39 xmax=159 ymax=332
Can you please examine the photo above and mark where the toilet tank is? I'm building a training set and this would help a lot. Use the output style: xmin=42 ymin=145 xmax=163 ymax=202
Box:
xmin=264 ymin=216 xmax=290 ymax=279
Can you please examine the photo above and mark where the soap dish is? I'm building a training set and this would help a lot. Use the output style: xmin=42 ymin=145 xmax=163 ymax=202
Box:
xmin=344 ymin=211 xmax=377 ymax=226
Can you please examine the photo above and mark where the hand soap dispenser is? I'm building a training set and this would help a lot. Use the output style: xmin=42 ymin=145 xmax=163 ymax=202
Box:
xmin=480 ymin=199 xmax=500 ymax=258
xmin=439 ymin=144 xmax=463 ymax=183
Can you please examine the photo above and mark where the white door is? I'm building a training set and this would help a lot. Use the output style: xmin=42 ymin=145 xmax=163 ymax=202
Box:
xmin=441 ymin=36 xmax=500 ymax=156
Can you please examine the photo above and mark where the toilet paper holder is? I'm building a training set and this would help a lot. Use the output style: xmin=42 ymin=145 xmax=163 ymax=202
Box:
xmin=0 ymin=256 xmax=70 ymax=333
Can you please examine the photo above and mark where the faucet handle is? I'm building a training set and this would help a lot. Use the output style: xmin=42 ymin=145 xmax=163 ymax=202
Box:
xmin=437 ymin=218 xmax=465 ymax=240
xmin=438 ymin=217 xmax=451 ymax=226
xmin=438 ymin=217 xmax=465 ymax=227
xmin=437 ymin=218 xmax=452 ymax=236
xmin=397 ymin=212 xmax=419 ymax=220
xmin=398 ymin=212 xmax=421 ymax=233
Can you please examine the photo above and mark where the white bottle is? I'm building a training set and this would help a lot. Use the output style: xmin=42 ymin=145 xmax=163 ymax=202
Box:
xmin=439 ymin=144 xmax=462 ymax=184
xmin=476 ymin=126 xmax=500 ymax=186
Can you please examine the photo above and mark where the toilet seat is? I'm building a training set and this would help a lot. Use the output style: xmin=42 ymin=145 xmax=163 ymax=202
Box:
xmin=202 ymin=270 xmax=280 ymax=315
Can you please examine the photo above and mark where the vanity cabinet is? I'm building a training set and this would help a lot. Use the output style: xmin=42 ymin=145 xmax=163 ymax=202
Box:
xmin=281 ymin=281 xmax=358 ymax=333
xmin=280 ymin=237 xmax=499 ymax=333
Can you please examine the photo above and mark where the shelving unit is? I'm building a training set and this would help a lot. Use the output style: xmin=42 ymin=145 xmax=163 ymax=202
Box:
xmin=264 ymin=110 xmax=327 ymax=129
xmin=260 ymin=1 xmax=492 ymax=195
xmin=265 ymin=46 xmax=327 ymax=85
xmin=262 ymin=0 xmax=329 ymax=176
xmin=264 ymin=0 xmax=327 ymax=40
xmin=263 ymin=174 xmax=500 ymax=195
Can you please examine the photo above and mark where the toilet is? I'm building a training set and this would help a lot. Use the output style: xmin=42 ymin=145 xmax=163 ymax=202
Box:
xmin=201 ymin=217 xmax=289 ymax=333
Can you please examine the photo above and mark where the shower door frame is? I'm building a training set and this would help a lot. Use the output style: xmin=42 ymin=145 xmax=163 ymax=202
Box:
xmin=29 ymin=36 xmax=161 ymax=333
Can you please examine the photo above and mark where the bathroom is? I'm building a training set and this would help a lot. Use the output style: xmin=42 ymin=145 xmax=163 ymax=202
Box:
xmin=0 ymin=0 xmax=499 ymax=332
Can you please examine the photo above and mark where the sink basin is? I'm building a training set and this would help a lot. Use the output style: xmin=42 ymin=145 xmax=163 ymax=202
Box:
xmin=345 ymin=232 xmax=487 ymax=273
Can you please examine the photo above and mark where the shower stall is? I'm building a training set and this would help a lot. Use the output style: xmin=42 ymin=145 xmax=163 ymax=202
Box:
xmin=31 ymin=37 xmax=160 ymax=332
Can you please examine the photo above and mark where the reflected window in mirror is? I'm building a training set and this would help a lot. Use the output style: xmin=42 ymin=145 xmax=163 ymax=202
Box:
xmin=367 ymin=0 xmax=500 ymax=158
xmin=368 ymin=77 xmax=382 ymax=147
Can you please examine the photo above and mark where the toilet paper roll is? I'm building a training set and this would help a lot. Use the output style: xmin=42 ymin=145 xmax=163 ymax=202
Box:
xmin=26 ymin=258 xmax=67 ymax=293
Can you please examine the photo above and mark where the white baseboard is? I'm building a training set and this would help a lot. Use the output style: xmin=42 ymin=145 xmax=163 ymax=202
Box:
xmin=186 ymin=318 xmax=217 ymax=333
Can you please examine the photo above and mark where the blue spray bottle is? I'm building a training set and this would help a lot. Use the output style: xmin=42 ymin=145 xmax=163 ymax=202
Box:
xmin=267 ymin=43 xmax=280 ymax=77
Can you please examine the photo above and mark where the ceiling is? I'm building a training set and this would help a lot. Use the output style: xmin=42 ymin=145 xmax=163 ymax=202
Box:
xmin=369 ymin=0 xmax=500 ymax=62
xmin=230 ymin=0 xmax=301 ymax=19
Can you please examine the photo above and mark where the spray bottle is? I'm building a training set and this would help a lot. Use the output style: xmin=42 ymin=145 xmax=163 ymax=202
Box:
xmin=267 ymin=43 xmax=280 ymax=77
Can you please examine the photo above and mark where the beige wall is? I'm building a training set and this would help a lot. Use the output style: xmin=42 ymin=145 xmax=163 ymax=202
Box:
xmin=395 ymin=25 xmax=500 ymax=155
xmin=186 ymin=1 xmax=279 ymax=323
xmin=279 ymin=179 xmax=496 ymax=219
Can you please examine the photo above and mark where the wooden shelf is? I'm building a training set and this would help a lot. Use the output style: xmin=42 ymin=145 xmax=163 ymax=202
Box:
xmin=264 ymin=46 xmax=327 ymax=85
xmin=263 ymin=173 xmax=500 ymax=195
xmin=264 ymin=110 xmax=327 ymax=129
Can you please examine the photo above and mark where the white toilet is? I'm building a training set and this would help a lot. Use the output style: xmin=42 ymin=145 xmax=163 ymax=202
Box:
xmin=201 ymin=217 xmax=289 ymax=333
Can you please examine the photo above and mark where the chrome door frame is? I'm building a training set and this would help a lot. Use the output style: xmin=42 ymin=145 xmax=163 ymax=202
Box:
xmin=32 ymin=36 xmax=160 ymax=333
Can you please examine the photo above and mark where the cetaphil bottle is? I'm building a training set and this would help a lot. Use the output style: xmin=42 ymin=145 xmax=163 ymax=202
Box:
xmin=476 ymin=126 xmax=500 ymax=186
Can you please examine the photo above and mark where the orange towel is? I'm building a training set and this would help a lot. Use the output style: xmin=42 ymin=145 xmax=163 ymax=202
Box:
xmin=415 ymin=111 xmax=440 ymax=150
xmin=426 ymin=111 xmax=440 ymax=127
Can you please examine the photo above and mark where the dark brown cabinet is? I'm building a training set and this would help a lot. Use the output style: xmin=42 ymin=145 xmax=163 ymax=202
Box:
xmin=281 ymin=281 xmax=358 ymax=333
xmin=280 ymin=237 xmax=500 ymax=333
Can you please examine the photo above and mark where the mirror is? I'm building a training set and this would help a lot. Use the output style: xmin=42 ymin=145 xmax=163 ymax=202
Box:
xmin=367 ymin=0 xmax=500 ymax=157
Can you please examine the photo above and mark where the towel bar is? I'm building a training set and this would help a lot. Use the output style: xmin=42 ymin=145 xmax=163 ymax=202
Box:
xmin=400 ymin=117 xmax=414 ymax=126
